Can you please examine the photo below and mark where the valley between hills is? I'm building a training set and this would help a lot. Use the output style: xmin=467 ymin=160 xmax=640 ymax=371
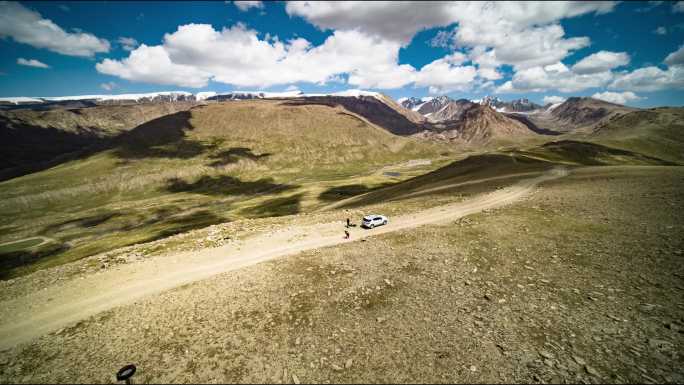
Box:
xmin=0 ymin=91 xmax=682 ymax=383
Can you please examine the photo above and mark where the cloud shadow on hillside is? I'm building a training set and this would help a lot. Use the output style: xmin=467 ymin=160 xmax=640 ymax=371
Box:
xmin=164 ymin=175 xmax=298 ymax=197
xmin=113 ymin=110 xmax=220 ymax=160
xmin=150 ymin=209 xmax=227 ymax=239
xmin=318 ymin=183 xmax=394 ymax=202
xmin=209 ymin=147 xmax=272 ymax=167
xmin=539 ymin=140 xmax=678 ymax=165
xmin=43 ymin=212 xmax=122 ymax=233
xmin=0 ymin=115 xmax=111 ymax=181
xmin=239 ymin=193 xmax=304 ymax=218
xmin=280 ymin=97 xmax=426 ymax=135
xmin=0 ymin=108 xmax=211 ymax=181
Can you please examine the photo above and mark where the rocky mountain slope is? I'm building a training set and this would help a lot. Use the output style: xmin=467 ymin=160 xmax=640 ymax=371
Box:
xmin=398 ymin=96 xmax=545 ymax=145
xmin=414 ymin=96 xmax=452 ymax=116
xmin=418 ymin=104 xmax=538 ymax=145
xmin=525 ymin=97 xmax=638 ymax=133
xmin=397 ymin=96 xmax=425 ymax=111
xmin=480 ymin=96 xmax=542 ymax=112
xmin=402 ymin=95 xmax=544 ymax=115
xmin=427 ymin=99 xmax=476 ymax=122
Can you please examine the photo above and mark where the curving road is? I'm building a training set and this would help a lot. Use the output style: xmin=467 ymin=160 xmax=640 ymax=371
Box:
xmin=0 ymin=167 xmax=568 ymax=350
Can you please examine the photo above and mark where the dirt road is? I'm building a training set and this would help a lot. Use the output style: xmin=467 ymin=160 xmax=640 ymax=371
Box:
xmin=0 ymin=167 xmax=567 ymax=350
xmin=317 ymin=170 xmax=544 ymax=211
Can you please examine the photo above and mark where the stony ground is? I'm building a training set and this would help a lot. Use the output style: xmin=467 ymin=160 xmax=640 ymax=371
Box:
xmin=0 ymin=165 xmax=682 ymax=384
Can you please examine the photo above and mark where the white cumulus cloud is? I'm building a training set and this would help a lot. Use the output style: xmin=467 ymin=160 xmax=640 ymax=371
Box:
xmin=17 ymin=57 xmax=50 ymax=68
xmin=591 ymin=91 xmax=643 ymax=105
xmin=287 ymin=1 xmax=615 ymax=72
xmin=96 ymin=44 xmax=211 ymax=88
xmin=234 ymin=1 xmax=263 ymax=12
xmin=609 ymin=66 xmax=684 ymax=92
xmin=93 ymin=1 xmax=637 ymax=94
xmin=118 ymin=37 xmax=139 ymax=51
xmin=674 ymin=2 xmax=684 ymax=13
xmin=543 ymin=95 xmax=566 ymax=104
xmin=571 ymin=51 xmax=630 ymax=74
xmin=635 ymin=1 xmax=664 ymax=12
xmin=413 ymin=53 xmax=477 ymax=93
xmin=0 ymin=1 xmax=109 ymax=57
xmin=452 ymin=5 xmax=596 ymax=70
xmin=286 ymin=1 xmax=614 ymax=52
xmin=497 ymin=62 xmax=613 ymax=93
xmin=665 ymin=45 xmax=684 ymax=67
xmin=96 ymin=22 xmax=500 ymax=92
xmin=100 ymin=81 xmax=118 ymax=91
xmin=285 ymin=1 xmax=459 ymax=46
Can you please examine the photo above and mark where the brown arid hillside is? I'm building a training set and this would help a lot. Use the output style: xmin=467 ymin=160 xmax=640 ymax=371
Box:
xmin=526 ymin=97 xmax=637 ymax=133
xmin=279 ymin=94 xmax=427 ymax=135
xmin=0 ymin=102 xmax=197 ymax=180
xmin=418 ymin=104 xmax=539 ymax=145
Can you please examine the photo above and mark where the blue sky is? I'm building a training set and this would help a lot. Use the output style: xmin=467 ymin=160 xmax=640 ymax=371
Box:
xmin=1 ymin=1 xmax=683 ymax=107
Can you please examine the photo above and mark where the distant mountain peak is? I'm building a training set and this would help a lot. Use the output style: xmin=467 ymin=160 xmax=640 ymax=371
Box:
xmin=479 ymin=95 xmax=503 ymax=106
xmin=401 ymin=94 xmax=544 ymax=118
xmin=0 ymin=89 xmax=390 ymax=107
xmin=399 ymin=96 xmax=425 ymax=111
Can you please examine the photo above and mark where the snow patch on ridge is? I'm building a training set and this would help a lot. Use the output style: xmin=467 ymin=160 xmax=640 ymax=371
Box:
xmin=0 ymin=89 xmax=389 ymax=105
xmin=547 ymin=102 xmax=563 ymax=111
xmin=211 ymin=89 xmax=381 ymax=99
xmin=44 ymin=91 xmax=194 ymax=102
xmin=1 ymin=91 xmax=194 ymax=104
xmin=196 ymin=92 xmax=217 ymax=101
xmin=0 ymin=97 xmax=44 ymax=104
xmin=215 ymin=90 xmax=305 ymax=98
xmin=305 ymin=89 xmax=381 ymax=98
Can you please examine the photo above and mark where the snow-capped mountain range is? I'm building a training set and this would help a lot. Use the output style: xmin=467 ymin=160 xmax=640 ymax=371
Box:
xmin=0 ymin=89 xmax=384 ymax=105
xmin=396 ymin=96 xmax=436 ymax=111
xmin=1 ymin=89 xmax=544 ymax=115
xmin=0 ymin=91 xmax=199 ymax=104
xmin=400 ymin=95 xmax=543 ymax=114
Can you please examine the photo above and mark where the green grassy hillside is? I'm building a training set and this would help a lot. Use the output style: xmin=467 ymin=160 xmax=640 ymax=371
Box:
xmin=0 ymin=100 xmax=452 ymax=277
xmin=584 ymin=107 xmax=684 ymax=164
xmin=2 ymin=100 xmax=681 ymax=278
xmin=324 ymin=139 xmax=677 ymax=210
xmin=510 ymin=140 xmax=677 ymax=166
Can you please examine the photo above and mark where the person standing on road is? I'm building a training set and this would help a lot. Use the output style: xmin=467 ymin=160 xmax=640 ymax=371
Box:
xmin=344 ymin=230 xmax=350 ymax=239
xmin=346 ymin=218 xmax=351 ymax=228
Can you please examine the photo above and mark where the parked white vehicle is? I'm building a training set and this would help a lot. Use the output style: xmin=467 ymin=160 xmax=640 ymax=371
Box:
xmin=361 ymin=214 xmax=388 ymax=229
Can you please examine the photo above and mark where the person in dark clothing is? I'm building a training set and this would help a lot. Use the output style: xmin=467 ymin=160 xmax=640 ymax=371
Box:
xmin=346 ymin=218 xmax=351 ymax=228
xmin=344 ymin=230 xmax=350 ymax=239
